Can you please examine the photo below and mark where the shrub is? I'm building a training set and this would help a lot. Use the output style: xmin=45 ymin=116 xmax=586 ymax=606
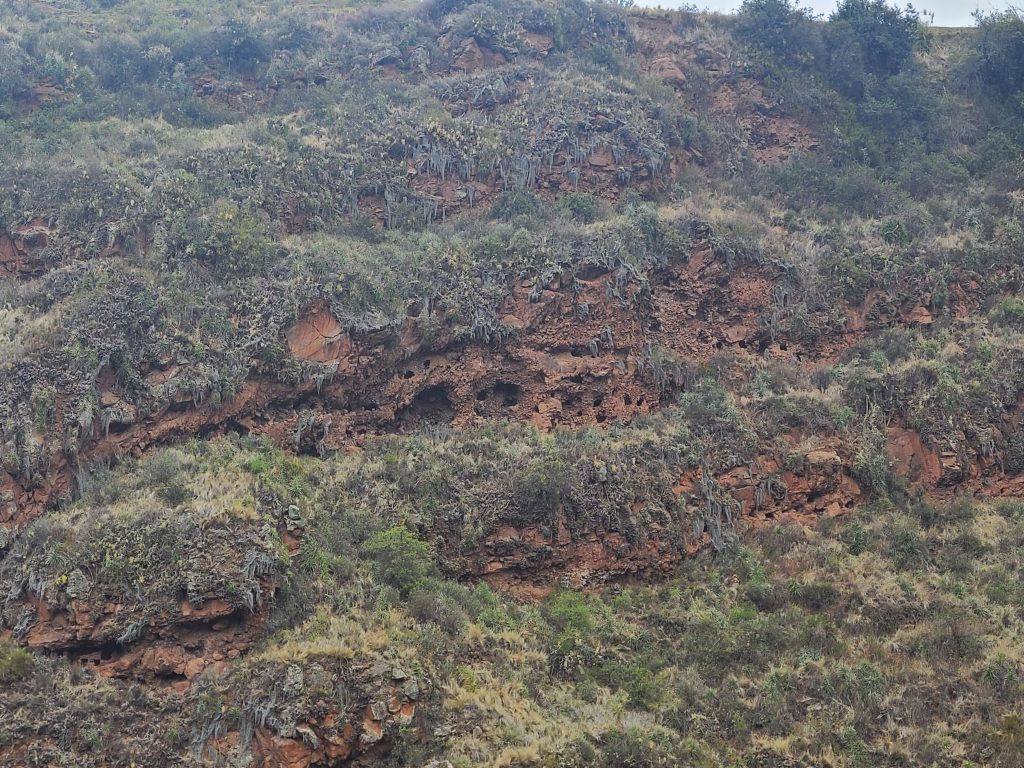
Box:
xmin=898 ymin=150 xmax=970 ymax=199
xmin=964 ymin=10 xmax=1024 ymax=114
xmin=595 ymin=658 xmax=663 ymax=711
xmin=990 ymin=297 xmax=1024 ymax=329
xmin=556 ymin=192 xmax=602 ymax=223
xmin=407 ymin=580 xmax=469 ymax=634
xmin=887 ymin=523 xmax=925 ymax=570
xmin=544 ymin=590 xmax=598 ymax=673
xmin=735 ymin=0 xmax=823 ymax=76
xmin=970 ymin=130 xmax=1024 ymax=176
xmin=918 ymin=605 xmax=985 ymax=660
xmin=0 ymin=43 xmax=31 ymax=119
xmin=191 ymin=200 xmax=273 ymax=278
xmin=0 ymin=640 xmax=32 ymax=683
xmin=852 ymin=415 xmax=894 ymax=497
xmin=207 ymin=19 xmax=272 ymax=74
xmin=141 ymin=449 xmax=193 ymax=507
xmin=489 ymin=189 xmax=541 ymax=222
xmin=510 ymin=456 xmax=576 ymax=526
xmin=597 ymin=728 xmax=717 ymax=768
xmin=994 ymin=498 xmax=1024 ymax=519
xmin=789 ymin=579 xmax=839 ymax=609
xmin=363 ymin=526 xmax=438 ymax=597
xmin=880 ymin=215 xmax=912 ymax=246
xmin=825 ymin=0 xmax=922 ymax=99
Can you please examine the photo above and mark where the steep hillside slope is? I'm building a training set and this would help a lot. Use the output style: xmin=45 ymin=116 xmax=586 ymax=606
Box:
xmin=1 ymin=0 xmax=1024 ymax=766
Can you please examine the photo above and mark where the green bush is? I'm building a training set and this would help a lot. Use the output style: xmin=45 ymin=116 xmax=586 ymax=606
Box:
xmin=363 ymin=526 xmax=438 ymax=597
xmin=842 ymin=522 xmax=868 ymax=555
xmin=489 ymin=189 xmax=541 ymax=222
xmin=556 ymin=192 xmax=602 ymax=223
xmin=852 ymin=416 xmax=894 ymax=497
xmin=141 ymin=450 xmax=193 ymax=507
xmin=0 ymin=640 xmax=32 ymax=683
xmin=887 ymin=523 xmax=925 ymax=571
xmin=595 ymin=658 xmax=663 ymax=711
xmin=898 ymin=150 xmax=970 ymax=199
xmin=965 ymin=10 xmax=1024 ymax=114
xmin=735 ymin=0 xmax=822 ymax=76
xmin=407 ymin=580 xmax=470 ymax=633
xmin=789 ymin=579 xmax=839 ymax=609
xmin=544 ymin=590 xmax=598 ymax=673
xmin=510 ymin=456 xmax=577 ymax=525
xmin=990 ymin=297 xmax=1024 ymax=329
xmin=191 ymin=200 xmax=274 ymax=278
xmin=825 ymin=0 xmax=922 ymax=99
xmin=970 ymin=131 xmax=1024 ymax=176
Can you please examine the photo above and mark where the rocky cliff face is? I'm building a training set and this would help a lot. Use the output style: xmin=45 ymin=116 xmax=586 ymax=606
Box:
xmin=2 ymin=1 xmax=1023 ymax=765
xmin=4 ymin=220 xmax=1015 ymax=680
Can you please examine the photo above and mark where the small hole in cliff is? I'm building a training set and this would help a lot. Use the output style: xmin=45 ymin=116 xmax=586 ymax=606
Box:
xmin=593 ymin=396 xmax=604 ymax=408
xmin=637 ymin=397 xmax=645 ymax=407
xmin=577 ymin=265 xmax=606 ymax=281
xmin=715 ymin=340 xmax=724 ymax=350
xmin=104 ymin=419 xmax=131 ymax=436
xmin=624 ymin=394 xmax=633 ymax=406
xmin=494 ymin=381 xmax=521 ymax=407
xmin=423 ymin=359 xmax=431 ymax=368
xmin=404 ymin=370 xmax=415 ymax=379
xmin=649 ymin=320 xmax=662 ymax=332
xmin=166 ymin=399 xmax=191 ymax=416
xmin=476 ymin=389 xmax=489 ymax=401
xmin=780 ymin=342 xmax=789 ymax=351
xmin=596 ymin=411 xmax=607 ymax=423
xmin=738 ymin=339 xmax=748 ymax=349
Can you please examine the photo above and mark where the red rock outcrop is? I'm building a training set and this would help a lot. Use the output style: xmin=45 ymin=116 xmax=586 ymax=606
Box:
xmin=628 ymin=12 xmax=818 ymax=164
xmin=0 ymin=221 xmax=54 ymax=277
xmin=0 ymin=231 xmax=1011 ymax=537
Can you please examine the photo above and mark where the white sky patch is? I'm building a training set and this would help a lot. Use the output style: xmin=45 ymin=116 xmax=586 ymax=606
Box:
xmin=632 ymin=0 xmax=1009 ymax=28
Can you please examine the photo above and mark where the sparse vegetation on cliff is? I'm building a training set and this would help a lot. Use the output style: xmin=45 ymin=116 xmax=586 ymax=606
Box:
xmin=1 ymin=0 xmax=1024 ymax=765
xmin=3 ymin=438 xmax=1024 ymax=765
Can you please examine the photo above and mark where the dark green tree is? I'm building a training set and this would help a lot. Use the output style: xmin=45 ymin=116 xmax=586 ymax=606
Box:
xmin=965 ymin=10 xmax=1024 ymax=116
xmin=825 ymin=0 xmax=922 ymax=98
xmin=735 ymin=0 xmax=823 ymax=75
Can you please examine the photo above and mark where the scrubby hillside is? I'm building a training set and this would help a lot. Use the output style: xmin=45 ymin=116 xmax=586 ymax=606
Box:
xmin=1 ymin=0 xmax=1024 ymax=766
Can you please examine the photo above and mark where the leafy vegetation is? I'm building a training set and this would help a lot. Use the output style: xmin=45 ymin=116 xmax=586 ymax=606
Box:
xmin=1 ymin=0 xmax=1024 ymax=765
xmin=3 ymin=438 xmax=1024 ymax=766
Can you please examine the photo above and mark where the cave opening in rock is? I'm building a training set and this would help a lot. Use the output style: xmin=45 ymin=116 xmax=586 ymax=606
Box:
xmin=399 ymin=384 xmax=455 ymax=425
xmin=493 ymin=381 xmax=521 ymax=407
